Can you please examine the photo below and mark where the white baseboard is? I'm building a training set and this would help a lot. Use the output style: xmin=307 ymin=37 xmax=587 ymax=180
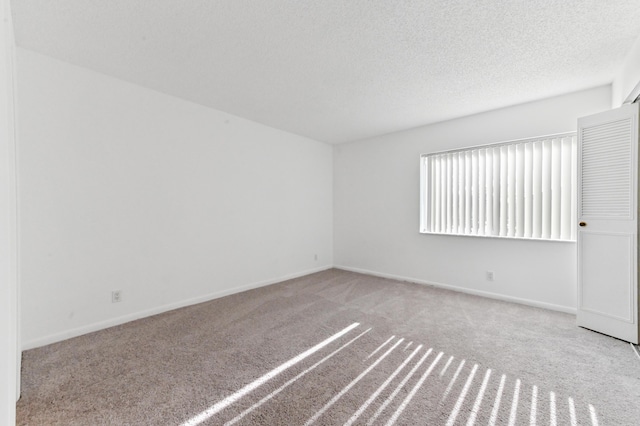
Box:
xmin=23 ymin=263 xmax=575 ymax=350
xmin=22 ymin=265 xmax=332 ymax=350
xmin=334 ymin=265 xmax=577 ymax=315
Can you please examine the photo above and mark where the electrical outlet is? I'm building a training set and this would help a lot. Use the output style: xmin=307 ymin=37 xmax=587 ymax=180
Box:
xmin=314 ymin=254 xmax=318 ymax=261
xmin=486 ymin=271 xmax=494 ymax=281
xmin=111 ymin=290 xmax=122 ymax=303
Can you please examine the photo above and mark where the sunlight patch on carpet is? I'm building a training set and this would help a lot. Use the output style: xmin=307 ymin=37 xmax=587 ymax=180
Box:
xmin=385 ymin=351 xmax=444 ymax=426
xmin=224 ymin=327 xmax=372 ymax=426
xmin=366 ymin=347 xmax=434 ymax=426
xmin=180 ymin=322 xmax=361 ymax=426
xmin=550 ymin=391 xmax=557 ymax=426
xmin=304 ymin=337 xmax=405 ymax=425
xmin=508 ymin=378 xmax=522 ymax=426
xmin=529 ymin=385 xmax=538 ymax=426
xmin=439 ymin=355 xmax=454 ymax=377
xmin=445 ymin=363 xmax=478 ymax=426
xmin=345 ymin=344 xmax=423 ymax=426
xmin=488 ymin=373 xmax=507 ymax=426
xmin=183 ymin=323 xmax=604 ymax=426
xmin=568 ymin=397 xmax=577 ymax=426
xmin=442 ymin=359 xmax=466 ymax=402
xmin=366 ymin=335 xmax=395 ymax=360
xmin=589 ymin=404 xmax=600 ymax=426
xmin=466 ymin=368 xmax=492 ymax=426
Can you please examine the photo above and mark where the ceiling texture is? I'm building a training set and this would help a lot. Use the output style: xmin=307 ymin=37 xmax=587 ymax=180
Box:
xmin=11 ymin=1 xmax=640 ymax=144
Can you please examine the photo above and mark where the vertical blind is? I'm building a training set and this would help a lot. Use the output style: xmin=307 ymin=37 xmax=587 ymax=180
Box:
xmin=420 ymin=133 xmax=577 ymax=241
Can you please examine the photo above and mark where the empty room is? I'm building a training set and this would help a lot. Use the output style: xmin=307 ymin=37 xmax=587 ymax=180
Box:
xmin=3 ymin=1 xmax=640 ymax=425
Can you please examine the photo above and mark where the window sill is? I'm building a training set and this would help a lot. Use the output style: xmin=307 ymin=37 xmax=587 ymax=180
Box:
xmin=419 ymin=230 xmax=576 ymax=243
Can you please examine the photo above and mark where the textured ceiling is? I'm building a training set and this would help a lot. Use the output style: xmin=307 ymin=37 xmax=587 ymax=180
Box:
xmin=11 ymin=1 xmax=640 ymax=144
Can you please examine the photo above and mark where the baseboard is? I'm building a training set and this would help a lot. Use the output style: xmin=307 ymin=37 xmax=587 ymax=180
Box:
xmin=334 ymin=265 xmax=577 ymax=315
xmin=22 ymin=265 xmax=332 ymax=350
xmin=23 ymin=263 xmax=575 ymax=350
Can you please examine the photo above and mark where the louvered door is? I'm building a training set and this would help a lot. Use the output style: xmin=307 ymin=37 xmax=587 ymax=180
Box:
xmin=577 ymin=103 xmax=639 ymax=343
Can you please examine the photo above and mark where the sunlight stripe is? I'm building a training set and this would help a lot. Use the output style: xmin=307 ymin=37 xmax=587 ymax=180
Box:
xmin=488 ymin=374 xmax=506 ymax=426
xmin=441 ymin=359 xmax=466 ymax=402
xmin=589 ymin=404 xmax=599 ymax=426
xmin=529 ymin=385 xmax=538 ymax=426
xmin=549 ymin=392 xmax=556 ymax=426
xmin=445 ymin=363 xmax=478 ymax=426
xmin=568 ymin=397 xmax=577 ymax=426
xmin=508 ymin=379 xmax=521 ymax=426
xmin=385 ymin=351 xmax=444 ymax=426
xmin=366 ymin=348 xmax=433 ymax=426
xmin=466 ymin=368 xmax=491 ymax=426
xmin=439 ymin=355 xmax=454 ymax=377
xmin=181 ymin=322 xmax=360 ymax=426
xmin=225 ymin=328 xmax=372 ymax=425
xmin=304 ymin=338 xmax=404 ymax=425
xmin=366 ymin=336 xmax=395 ymax=360
xmin=345 ymin=344 xmax=423 ymax=426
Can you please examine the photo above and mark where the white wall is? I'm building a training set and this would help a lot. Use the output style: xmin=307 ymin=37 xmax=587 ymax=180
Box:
xmin=334 ymin=86 xmax=612 ymax=312
xmin=0 ymin=0 xmax=18 ymax=422
xmin=17 ymin=49 xmax=333 ymax=349
xmin=613 ymin=35 xmax=640 ymax=106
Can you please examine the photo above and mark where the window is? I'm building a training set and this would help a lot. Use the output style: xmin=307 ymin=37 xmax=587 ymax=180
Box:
xmin=420 ymin=132 xmax=577 ymax=241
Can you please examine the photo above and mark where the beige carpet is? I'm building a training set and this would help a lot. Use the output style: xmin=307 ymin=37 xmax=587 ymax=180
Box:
xmin=16 ymin=269 xmax=640 ymax=425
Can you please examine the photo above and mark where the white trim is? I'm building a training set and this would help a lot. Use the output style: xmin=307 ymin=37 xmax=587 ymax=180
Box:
xmin=419 ymin=231 xmax=576 ymax=243
xmin=1 ymin=0 xmax=19 ymax=420
xmin=623 ymin=79 xmax=640 ymax=104
xmin=334 ymin=265 xmax=576 ymax=315
xmin=8 ymin=5 xmax=20 ymax=400
xmin=22 ymin=262 xmax=578 ymax=351
xmin=22 ymin=265 xmax=332 ymax=350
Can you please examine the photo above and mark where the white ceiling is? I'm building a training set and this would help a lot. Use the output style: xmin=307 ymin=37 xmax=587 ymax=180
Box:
xmin=11 ymin=1 xmax=640 ymax=144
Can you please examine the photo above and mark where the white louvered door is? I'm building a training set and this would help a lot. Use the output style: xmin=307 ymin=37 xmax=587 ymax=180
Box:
xmin=577 ymin=103 xmax=639 ymax=344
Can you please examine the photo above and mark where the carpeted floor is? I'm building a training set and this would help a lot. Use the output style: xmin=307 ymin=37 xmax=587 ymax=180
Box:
xmin=16 ymin=269 xmax=640 ymax=425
